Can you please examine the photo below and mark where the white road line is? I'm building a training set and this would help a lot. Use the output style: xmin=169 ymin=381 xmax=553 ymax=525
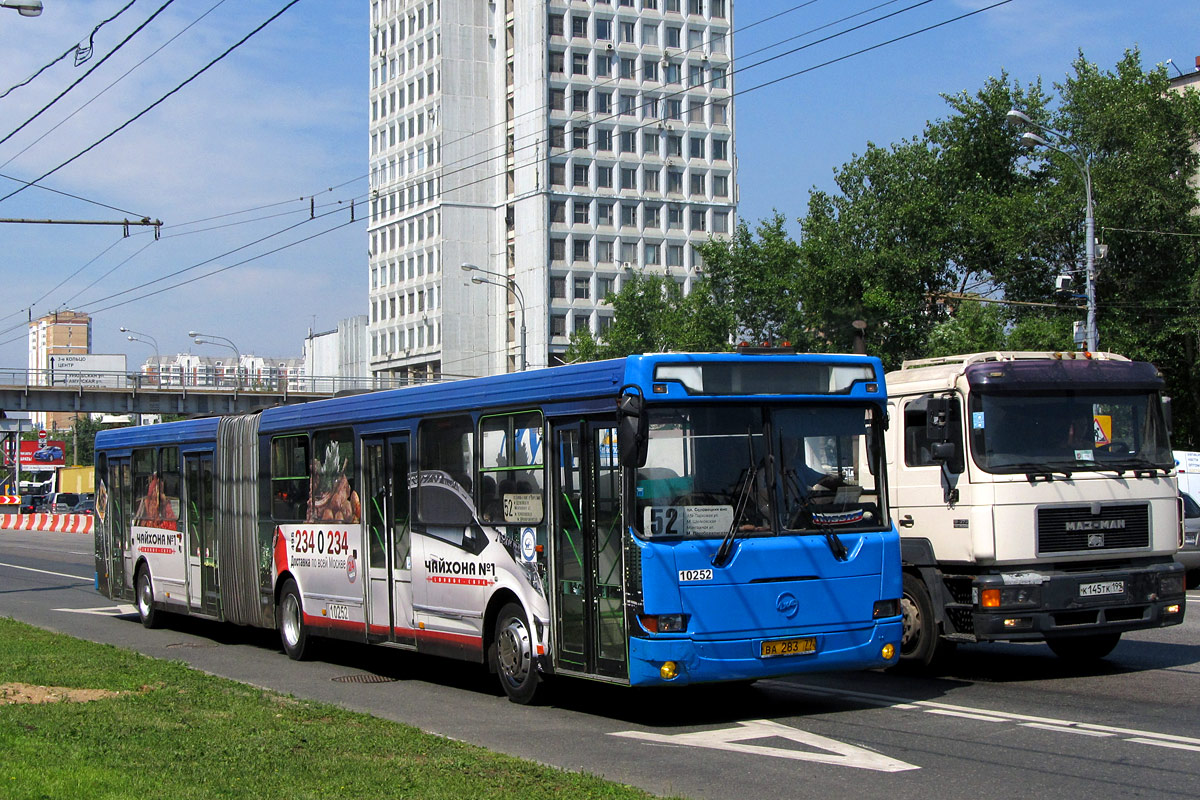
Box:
xmin=0 ymin=560 xmax=91 ymax=582
xmin=922 ymin=709 xmax=1007 ymax=722
xmin=772 ymin=682 xmax=1200 ymax=748
xmin=53 ymin=604 xmax=136 ymax=617
xmin=1124 ymin=737 xmax=1200 ymax=753
xmin=1020 ymin=723 xmax=1115 ymax=738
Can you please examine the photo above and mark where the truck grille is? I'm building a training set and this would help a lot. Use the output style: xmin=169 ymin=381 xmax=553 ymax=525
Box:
xmin=1037 ymin=504 xmax=1149 ymax=554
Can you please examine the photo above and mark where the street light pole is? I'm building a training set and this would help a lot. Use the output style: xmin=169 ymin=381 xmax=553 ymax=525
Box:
xmin=0 ymin=1 xmax=43 ymax=16
xmin=1006 ymin=109 xmax=1098 ymax=351
xmin=460 ymin=262 xmax=527 ymax=371
xmin=189 ymin=331 xmax=243 ymax=389
xmin=119 ymin=327 xmax=160 ymax=385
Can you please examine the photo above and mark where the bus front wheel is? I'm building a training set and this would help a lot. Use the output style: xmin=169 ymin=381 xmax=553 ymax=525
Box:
xmin=278 ymin=580 xmax=310 ymax=661
xmin=494 ymin=603 xmax=539 ymax=704
xmin=135 ymin=567 xmax=159 ymax=629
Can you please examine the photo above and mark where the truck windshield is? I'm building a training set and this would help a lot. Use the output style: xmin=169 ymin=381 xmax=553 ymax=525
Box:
xmin=968 ymin=390 xmax=1172 ymax=474
xmin=633 ymin=404 xmax=887 ymax=539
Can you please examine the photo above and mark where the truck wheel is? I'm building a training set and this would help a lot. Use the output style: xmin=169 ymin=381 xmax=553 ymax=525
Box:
xmin=1046 ymin=632 xmax=1121 ymax=662
xmin=898 ymin=573 xmax=943 ymax=667
xmin=135 ymin=567 xmax=159 ymax=629
xmin=494 ymin=602 xmax=540 ymax=704
xmin=278 ymin=579 xmax=310 ymax=661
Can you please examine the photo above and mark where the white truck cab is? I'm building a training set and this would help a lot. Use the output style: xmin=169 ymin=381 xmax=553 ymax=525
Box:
xmin=886 ymin=351 xmax=1185 ymax=665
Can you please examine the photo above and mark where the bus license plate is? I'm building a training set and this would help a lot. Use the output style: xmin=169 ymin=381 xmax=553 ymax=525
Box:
xmin=760 ymin=637 xmax=817 ymax=658
xmin=1078 ymin=581 xmax=1124 ymax=598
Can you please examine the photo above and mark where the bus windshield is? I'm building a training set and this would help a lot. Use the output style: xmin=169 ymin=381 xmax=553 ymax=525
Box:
xmin=968 ymin=390 xmax=1173 ymax=474
xmin=633 ymin=404 xmax=887 ymax=539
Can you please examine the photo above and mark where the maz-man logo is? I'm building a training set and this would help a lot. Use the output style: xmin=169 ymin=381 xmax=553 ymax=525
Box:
xmin=776 ymin=592 xmax=799 ymax=619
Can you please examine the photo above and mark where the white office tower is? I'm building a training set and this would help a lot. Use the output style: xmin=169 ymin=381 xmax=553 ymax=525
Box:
xmin=368 ymin=0 xmax=736 ymax=381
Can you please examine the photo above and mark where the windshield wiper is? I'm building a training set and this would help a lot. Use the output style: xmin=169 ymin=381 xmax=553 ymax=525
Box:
xmin=713 ymin=429 xmax=757 ymax=568
xmin=1001 ymin=461 xmax=1073 ymax=480
xmin=1097 ymin=457 xmax=1168 ymax=477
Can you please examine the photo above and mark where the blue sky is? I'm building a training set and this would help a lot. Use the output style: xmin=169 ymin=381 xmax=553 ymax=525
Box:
xmin=0 ymin=0 xmax=1195 ymax=370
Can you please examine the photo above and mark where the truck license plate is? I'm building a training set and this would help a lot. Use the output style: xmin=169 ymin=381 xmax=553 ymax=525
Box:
xmin=1078 ymin=581 xmax=1124 ymax=598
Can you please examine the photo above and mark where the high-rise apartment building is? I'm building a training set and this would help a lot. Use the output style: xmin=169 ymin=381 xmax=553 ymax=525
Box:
xmin=367 ymin=0 xmax=736 ymax=381
xmin=27 ymin=310 xmax=92 ymax=431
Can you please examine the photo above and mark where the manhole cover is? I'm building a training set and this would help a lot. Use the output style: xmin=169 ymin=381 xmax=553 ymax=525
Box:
xmin=165 ymin=642 xmax=219 ymax=649
xmin=332 ymin=673 xmax=397 ymax=684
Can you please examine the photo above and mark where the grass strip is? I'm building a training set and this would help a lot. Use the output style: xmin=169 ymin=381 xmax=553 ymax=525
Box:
xmin=0 ymin=617 xmax=666 ymax=800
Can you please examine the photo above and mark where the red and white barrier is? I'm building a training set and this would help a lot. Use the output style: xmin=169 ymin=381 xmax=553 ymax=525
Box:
xmin=0 ymin=513 xmax=94 ymax=534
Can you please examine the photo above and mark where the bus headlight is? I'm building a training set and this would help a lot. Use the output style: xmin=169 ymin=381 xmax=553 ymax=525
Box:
xmin=872 ymin=599 xmax=900 ymax=619
xmin=638 ymin=613 xmax=689 ymax=633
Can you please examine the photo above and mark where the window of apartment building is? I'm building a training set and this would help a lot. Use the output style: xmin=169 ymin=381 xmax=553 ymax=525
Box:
xmin=687 ymin=28 xmax=704 ymax=50
xmin=550 ymin=162 xmax=566 ymax=186
xmin=644 ymin=204 xmax=662 ymax=228
xmin=573 ymin=239 xmax=590 ymax=262
xmin=712 ymin=138 xmax=728 ymax=160
xmin=574 ymin=315 xmax=591 ymax=336
xmin=574 ymin=277 xmax=591 ymax=299
xmin=667 ymin=134 xmax=682 ymax=156
xmin=621 ymin=241 xmax=638 ymax=263
xmin=598 ymin=202 xmax=614 ymax=225
xmin=711 ymin=0 xmax=726 ymax=18
xmin=666 ymin=26 xmax=681 ymax=48
xmin=597 ymin=276 xmax=615 ymax=300
xmin=712 ymin=173 xmax=728 ymax=197
xmin=645 ymin=243 xmax=661 ymax=265
xmin=621 ymin=203 xmax=638 ymax=227
xmin=597 ymin=165 xmax=613 ymax=188
xmin=642 ymin=0 xmax=658 ymax=9
xmin=595 ymin=91 xmax=612 ymax=113
xmin=691 ymin=209 xmax=706 ymax=231
xmin=641 ymin=22 xmax=658 ymax=46
xmin=711 ymin=30 xmax=726 ymax=52
xmin=667 ymin=169 xmax=683 ymax=194
xmin=688 ymin=64 xmax=704 ymax=87
xmin=596 ymin=127 xmax=613 ymax=151
xmin=713 ymin=211 xmax=728 ymax=233
xmin=549 ymin=88 xmax=565 ymax=110
xmin=549 ymin=51 xmax=565 ymax=74
xmin=689 ymin=135 xmax=705 ymax=159
xmin=619 ymin=0 xmax=634 ymax=7
xmin=643 ymin=59 xmax=658 ymax=82
xmin=572 ymin=53 xmax=589 ymax=76
xmin=572 ymin=125 xmax=589 ymax=148
xmin=619 ymin=21 xmax=635 ymax=43
xmin=644 ymin=169 xmax=660 ymax=193
xmin=550 ymin=201 xmax=566 ymax=223
xmin=642 ymin=131 xmax=659 ymax=156
xmin=666 ymin=0 xmax=681 ymax=11
xmin=712 ymin=101 xmax=727 ymax=124
xmin=573 ymin=163 xmax=590 ymax=187
xmin=595 ymin=18 xmax=612 ymax=40
xmin=548 ymin=14 xmax=564 ymax=37
xmin=551 ymin=239 xmax=566 ymax=261
xmin=573 ymin=90 xmax=589 ymax=112
xmin=664 ymin=63 xmax=680 ymax=84
xmin=711 ymin=66 xmax=727 ymax=88
xmin=688 ymin=0 xmax=703 ymax=14
xmin=620 ymin=130 xmax=637 ymax=153
xmin=620 ymin=57 xmax=636 ymax=79
xmin=551 ymin=315 xmax=567 ymax=337
xmin=644 ymin=97 xmax=659 ymax=119
xmin=573 ymin=200 xmax=590 ymax=224
xmin=619 ymin=93 xmax=636 ymax=116
xmin=571 ymin=15 xmax=587 ymax=38
xmin=621 ymin=167 xmax=638 ymax=190
xmin=595 ymin=52 xmax=613 ymax=77
xmin=551 ymin=276 xmax=567 ymax=298
xmin=667 ymin=243 xmax=684 ymax=266
xmin=597 ymin=240 xmax=615 ymax=263
xmin=688 ymin=97 xmax=705 ymax=122
xmin=668 ymin=205 xmax=683 ymax=229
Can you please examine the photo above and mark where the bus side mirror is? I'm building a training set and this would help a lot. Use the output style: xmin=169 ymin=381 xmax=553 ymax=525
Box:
xmin=617 ymin=392 xmax=648 ymax=468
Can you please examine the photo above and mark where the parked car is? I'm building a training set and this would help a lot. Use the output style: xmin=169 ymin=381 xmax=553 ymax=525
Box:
xmin=1178 ymin=490 xmax=1200 ymax=589
xmin=70 ymin=498 xmax=96 ymax=517
xmin=45 ymin=492 xmax=80 ymax=514
xmin=32 ymin=445 xmax=63 ymax=461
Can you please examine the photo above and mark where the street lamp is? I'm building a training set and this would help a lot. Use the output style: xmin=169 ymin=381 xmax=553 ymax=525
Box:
xmin=120 ymin=327 xmax=161 ymax=385
xmin=1005 ymin=108 xmax=1098 ymax=352
xmin=189 ymin=330 xmax=243 ymax=389
xmin=461 ymin=262 xmax=527 ymax=371
xmin=0 ymin=1 xmax=43 ymax=16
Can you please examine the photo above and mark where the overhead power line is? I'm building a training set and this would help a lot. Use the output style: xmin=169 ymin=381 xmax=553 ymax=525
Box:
xmin=0 ymin=0 xmax=301 ymax=208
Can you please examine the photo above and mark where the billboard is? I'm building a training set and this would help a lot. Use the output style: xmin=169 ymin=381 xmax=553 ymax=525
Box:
xmin=48 ymin=353 xmax=127 ymax=388
xmin=2 ymin=440 xmax=67 ymax=471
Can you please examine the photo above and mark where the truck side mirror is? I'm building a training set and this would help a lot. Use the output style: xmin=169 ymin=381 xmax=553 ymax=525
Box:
xmin=617 ymin=391 xmax=648 ymax=468
xmin=926 ymin=396 xmax=951 ymax=443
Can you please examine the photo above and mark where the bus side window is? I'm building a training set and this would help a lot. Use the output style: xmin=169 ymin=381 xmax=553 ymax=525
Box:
xmin=418 ymin=415 xmax=475 ymax=524
xmin=478 ymin=411 xmax=544 ymax=524
xmin=271 ymin=435 xmax=310 ymax=521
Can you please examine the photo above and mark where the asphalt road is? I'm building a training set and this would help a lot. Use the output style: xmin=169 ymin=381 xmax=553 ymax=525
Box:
xmin=3 ymin=528 xmax=1198 ymax=799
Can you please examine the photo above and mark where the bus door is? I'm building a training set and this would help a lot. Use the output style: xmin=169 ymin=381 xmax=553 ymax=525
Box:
xmin=363 ymin=435 xmax=416 ymax=647
xmin=184 ymin=454 xmax=218 ymax=615
xmin=105 ymin=457 xmax=131 ymax=598
xmin=551 ymin=420 xmax=626 ymax=679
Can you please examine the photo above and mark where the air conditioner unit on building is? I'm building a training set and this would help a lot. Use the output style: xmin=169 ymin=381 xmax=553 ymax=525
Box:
xmin=702 ymin=49 xmax=710 ymax=60
xmin=606 ymin=43 xmax=614 ymax=51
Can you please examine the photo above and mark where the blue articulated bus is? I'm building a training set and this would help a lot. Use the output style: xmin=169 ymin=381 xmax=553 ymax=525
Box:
xmin=93 ymin=352 xmax=902 ymax=703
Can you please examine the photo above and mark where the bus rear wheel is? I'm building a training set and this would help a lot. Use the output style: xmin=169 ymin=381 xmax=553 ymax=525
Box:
xmin=1046 ymin=632 xmax=1121 ymax=662
xmin=278 ymin=580 xmax=310 ymax=661
xmin=135 ymin=567 xmax=159 ymax=629
xmin=494 ymin=603 xmax=539 ymax=704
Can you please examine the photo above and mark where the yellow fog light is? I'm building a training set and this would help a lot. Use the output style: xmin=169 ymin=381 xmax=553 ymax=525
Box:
xmin=881 ymin=643 xmax=895 ymax=660
xmin=1167 ymin=604 xmax=1181 ymax=615
xmin=660 ymin=661 xmax=679 ymax=680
